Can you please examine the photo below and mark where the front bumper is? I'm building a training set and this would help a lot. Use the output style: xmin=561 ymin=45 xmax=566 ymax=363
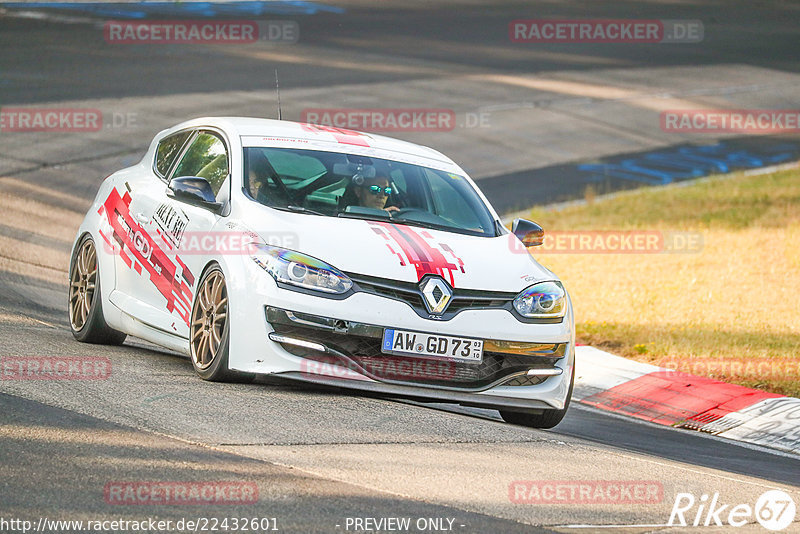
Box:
xmin=225 ymin=263 xmax=574 ymax=410
xmin=266 ymin=306 xmax=567 ymax=392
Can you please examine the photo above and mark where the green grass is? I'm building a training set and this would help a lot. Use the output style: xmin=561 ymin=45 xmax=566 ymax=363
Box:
xmin=527 ymin=168 xmax=800 ymax=230
xmin=520 ymin=166 xmax=800 ymax=397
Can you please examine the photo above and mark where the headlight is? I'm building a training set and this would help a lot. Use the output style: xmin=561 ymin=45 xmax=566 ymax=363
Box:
xmin=513 ymin=281 xmax=566 ymax=319
xmin=250 ymin=245 xmax=353 ymax=294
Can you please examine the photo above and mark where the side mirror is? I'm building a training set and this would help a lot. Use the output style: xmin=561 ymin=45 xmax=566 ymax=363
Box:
xmin=168 ymin=176 xmax=223 ymax=214
xmin=512 ymin=218 xmax=544 ymax=247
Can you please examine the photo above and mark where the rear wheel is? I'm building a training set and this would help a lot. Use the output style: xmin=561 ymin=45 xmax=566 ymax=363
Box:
xmin=69 ymin=235 xmax=127 ymax=345
xmin=499 ymin=366 xmax=574 ymax=429
xmin=190 ymin=265 xmax=254 ymax=382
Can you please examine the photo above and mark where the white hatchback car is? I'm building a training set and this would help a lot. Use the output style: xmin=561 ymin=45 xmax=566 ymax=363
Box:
xmin=69 ymin=117 xmax=575 ymax=428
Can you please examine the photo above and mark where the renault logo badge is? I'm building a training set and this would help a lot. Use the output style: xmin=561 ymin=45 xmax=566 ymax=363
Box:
xmin=420 ymin=277 xmax=452 ymax=315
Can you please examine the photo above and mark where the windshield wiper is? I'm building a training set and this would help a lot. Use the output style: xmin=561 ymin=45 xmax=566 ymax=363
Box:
xmin=337 ymin=211 xmax=392 ymax=222
xmin=272 ymin=205 xmax=324 ymax=216
xmin=338 ymin=211 xmax=486 ymax=236
xmin=388 ymin=217 xmax=443 ymax=231
xmin=340 ymin=211 xmax=451 ymax=232
xmin=392 ymin=216 xmax=492 ymax=237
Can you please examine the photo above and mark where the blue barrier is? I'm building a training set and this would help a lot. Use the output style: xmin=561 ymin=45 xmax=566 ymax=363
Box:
xmin=577 ymin=142 xmax=798 ymax=185
xmin=0 ymin=1 xmax=345 ymax=18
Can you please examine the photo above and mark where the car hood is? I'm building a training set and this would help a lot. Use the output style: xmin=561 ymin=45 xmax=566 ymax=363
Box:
xmin=246 ymin=213 xmax=556 ymax=293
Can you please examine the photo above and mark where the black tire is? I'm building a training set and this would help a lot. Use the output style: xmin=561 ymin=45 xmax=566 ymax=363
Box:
xmin=69 ymin=235 xmax=127 ymax=345
xmin=190 ymin=264 xmax=254 ymax=383
xmin=499 ymin=365 xmax=574 ymax=429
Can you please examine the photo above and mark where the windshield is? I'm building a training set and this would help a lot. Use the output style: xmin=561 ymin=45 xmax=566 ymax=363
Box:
xmin=242 ymin=147 xmax=499 ymax=237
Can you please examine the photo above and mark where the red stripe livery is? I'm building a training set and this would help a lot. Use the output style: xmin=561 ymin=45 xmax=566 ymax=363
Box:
xmin=370 ymin=222 xmax=465 ymax=286
xmin=100 ymin=188 xmax=194 ymax=326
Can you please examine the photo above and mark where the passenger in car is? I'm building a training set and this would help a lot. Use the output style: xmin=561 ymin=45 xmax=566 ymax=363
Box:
xmin=247 ymin=150 xmax=292 ymax=205
xmin=247 ymin=151 xmax=270 ymax=200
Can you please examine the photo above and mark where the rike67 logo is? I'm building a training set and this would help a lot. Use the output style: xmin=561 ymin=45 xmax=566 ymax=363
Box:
xmin=669 ymin=490 xmax=796 ymax=531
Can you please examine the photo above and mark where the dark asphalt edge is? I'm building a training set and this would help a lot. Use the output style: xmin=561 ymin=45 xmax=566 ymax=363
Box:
xmin=0 ymin=390 xmax=560 ymax=533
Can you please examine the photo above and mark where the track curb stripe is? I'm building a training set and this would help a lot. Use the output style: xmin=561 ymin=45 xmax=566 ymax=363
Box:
xmin=574 ymin=346 xmax=800 ymax=454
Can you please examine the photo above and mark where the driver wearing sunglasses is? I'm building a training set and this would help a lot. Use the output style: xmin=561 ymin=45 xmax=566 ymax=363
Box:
xmin=354 ymin=175 xmax=400 ymax=212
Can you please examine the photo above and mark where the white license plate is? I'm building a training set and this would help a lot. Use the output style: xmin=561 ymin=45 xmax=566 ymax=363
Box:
xmin=382 ymin=329 xmax=483 ymax=363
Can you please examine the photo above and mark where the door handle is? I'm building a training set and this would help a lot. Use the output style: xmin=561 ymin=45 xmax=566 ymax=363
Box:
xmin=134 ymin=212 xmax=150 ymax=224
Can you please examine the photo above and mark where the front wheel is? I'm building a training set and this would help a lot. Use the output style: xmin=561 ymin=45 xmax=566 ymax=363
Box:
xmin=69 ymin=235 xmax=127 ymax=345
xmin=499 ymin=366 xmax=574 ymax=429
xmin=499 ymin=406 xmax=569 ymax=429
xmin=189 ymin=264 xmax=253 ymax=382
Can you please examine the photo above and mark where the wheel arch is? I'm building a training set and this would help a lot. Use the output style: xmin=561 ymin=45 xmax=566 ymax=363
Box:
xmin=69 ymin=231 xmax=93 ymax=272
xmin=193 ymin=259 xmax=225 ymax=297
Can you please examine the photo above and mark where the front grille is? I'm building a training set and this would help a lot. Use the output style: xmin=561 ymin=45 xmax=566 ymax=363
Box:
xmin=266 ymin=308 xmax=564 ymax=390
xmin=348 ymin=272 xmax=516 ymax=320
xmin=504 ymin=375 xmax=548 ymax=387
xmin=358 ymin=280 xmax=426 ymax=309
xmin=447 ymin=298 xmax=509 ymax=313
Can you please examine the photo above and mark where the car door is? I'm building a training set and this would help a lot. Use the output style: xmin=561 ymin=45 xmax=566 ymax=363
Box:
xmin=134 ymin=129 xmax=232 ymax=338
xmin=108 ymin=129 xmax=195 ymax=332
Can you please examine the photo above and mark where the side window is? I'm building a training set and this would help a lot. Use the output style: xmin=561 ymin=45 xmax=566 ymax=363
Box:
xmin=171 ymin=132 xmax=229 ymax=196
xmin=155 ymin=131 xmax=192 ymax=179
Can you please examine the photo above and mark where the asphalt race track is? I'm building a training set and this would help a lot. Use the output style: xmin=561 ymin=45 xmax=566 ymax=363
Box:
xmin=1 ymin=1 xmax=798 ymax=532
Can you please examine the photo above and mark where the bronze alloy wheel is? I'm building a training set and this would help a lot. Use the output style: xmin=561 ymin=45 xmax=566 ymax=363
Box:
xmin=69 ymin=238 xmax=97 ymax=331
xmin=190 ymin=269 xmax=228 ymax=370
xmin=68 ymin=235 xmax=126 ymax=345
